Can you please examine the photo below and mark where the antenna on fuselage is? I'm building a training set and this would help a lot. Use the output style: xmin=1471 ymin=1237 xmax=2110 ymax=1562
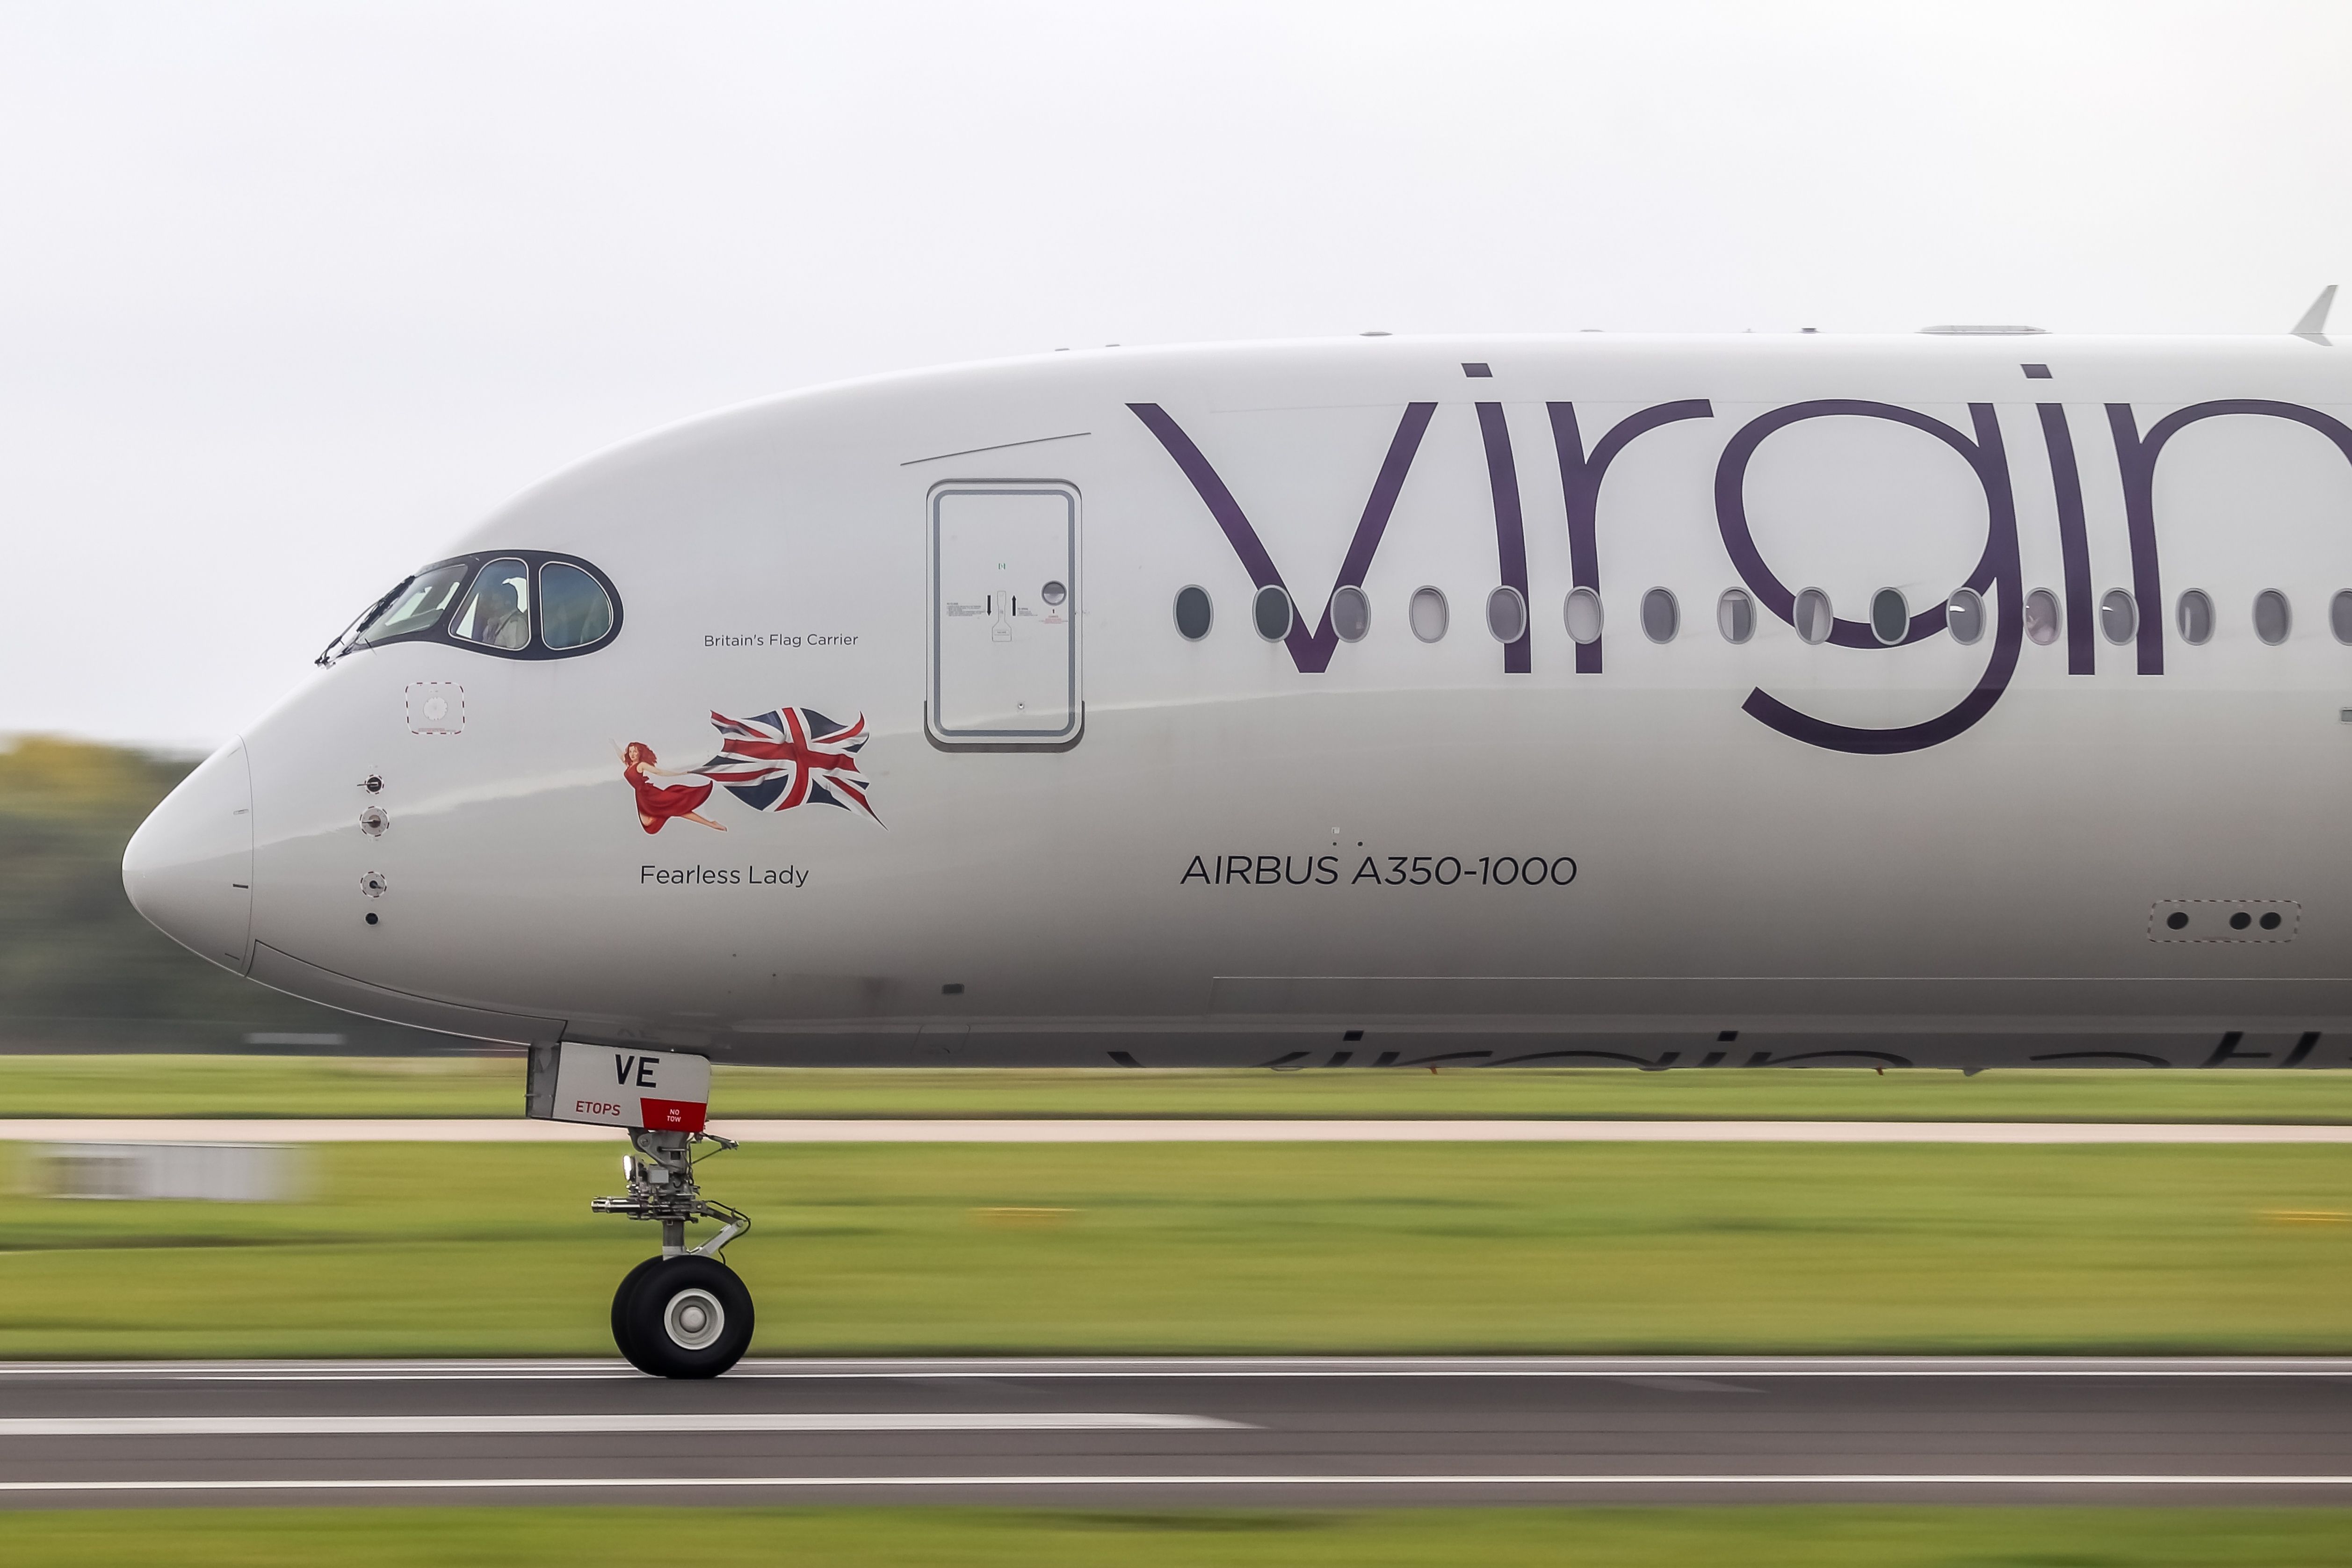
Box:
xmin=2292 ymin=284 xmax=2336 ymax=345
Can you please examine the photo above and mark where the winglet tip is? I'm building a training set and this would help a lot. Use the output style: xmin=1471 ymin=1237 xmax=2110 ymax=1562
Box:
xmin=2292 ymin=283 xmax=2337 ymax=341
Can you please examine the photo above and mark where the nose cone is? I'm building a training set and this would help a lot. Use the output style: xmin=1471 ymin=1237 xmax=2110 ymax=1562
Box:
xmin=123 ymin=739 xmax=254 ymax=974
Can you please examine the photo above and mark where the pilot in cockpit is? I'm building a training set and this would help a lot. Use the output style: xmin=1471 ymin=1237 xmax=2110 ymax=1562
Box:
xmin=464 ymin=575 xmax=530 ymax=650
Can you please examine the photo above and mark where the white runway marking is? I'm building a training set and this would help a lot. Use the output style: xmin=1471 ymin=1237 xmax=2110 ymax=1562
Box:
xmin=0 ymin=1412 xmax=1241 ymax=1438
xmin=0 ymin=1473 xmax=2349 ymax=1494
xmin=4 ymin=1118 xmax=2352 ymax=1143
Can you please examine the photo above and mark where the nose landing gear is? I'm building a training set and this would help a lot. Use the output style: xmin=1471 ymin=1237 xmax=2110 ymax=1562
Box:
xmin=593 ymin=1128 xmax=754 ymax=1377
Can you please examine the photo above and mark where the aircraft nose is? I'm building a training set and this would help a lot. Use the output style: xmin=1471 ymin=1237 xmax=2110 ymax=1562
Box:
xmin=123 ymin=738 xmax=255 ymax=974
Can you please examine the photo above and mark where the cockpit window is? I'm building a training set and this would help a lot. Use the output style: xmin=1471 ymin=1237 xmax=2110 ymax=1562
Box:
xmin=319 ymin=549 xmax=623 ymax=665
xmin=539 ymin=561 xmax=615 ymax=650
xmin=450 ymin=558 xmax=533 ymax=650
xmin=355 ymin=563 xmax=470 ymax=644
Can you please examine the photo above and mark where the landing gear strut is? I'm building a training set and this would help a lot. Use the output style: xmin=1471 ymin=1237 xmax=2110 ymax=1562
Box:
xmin=593 ymin=1128 xmax=755 ymax=1377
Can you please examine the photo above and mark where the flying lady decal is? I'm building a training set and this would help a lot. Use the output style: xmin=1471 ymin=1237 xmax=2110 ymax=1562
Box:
xmin=617 ymin=741 xmax=726 ymax=834
xmin=617 ymin=708 xmax=881 ymax=832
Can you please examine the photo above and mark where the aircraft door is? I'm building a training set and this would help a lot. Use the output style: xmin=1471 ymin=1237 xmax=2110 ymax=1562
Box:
xmin=927 ymin=482 xmax=1081 ymax=748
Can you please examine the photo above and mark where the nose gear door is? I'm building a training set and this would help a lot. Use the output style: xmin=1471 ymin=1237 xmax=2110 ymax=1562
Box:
xmin=926 ymin=481 xmax=1081 ymax=749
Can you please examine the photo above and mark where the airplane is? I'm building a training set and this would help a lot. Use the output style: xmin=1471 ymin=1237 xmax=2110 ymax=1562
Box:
xmin=123 ymin=291 xmax=2352 ymax=1375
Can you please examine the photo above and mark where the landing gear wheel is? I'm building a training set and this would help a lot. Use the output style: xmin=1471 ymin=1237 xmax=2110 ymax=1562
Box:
xmin=619 ymin=1255 xmax=754 ymax=1379
xmin=610 ymin=1256 xmax=665 ymax=1373
xmin=589 ymin=1126 xmax=753 ymax=1374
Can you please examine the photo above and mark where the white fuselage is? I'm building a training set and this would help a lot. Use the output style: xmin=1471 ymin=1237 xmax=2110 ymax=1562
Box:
xmin=125 ymin=334 xmax=2352 ymax=1071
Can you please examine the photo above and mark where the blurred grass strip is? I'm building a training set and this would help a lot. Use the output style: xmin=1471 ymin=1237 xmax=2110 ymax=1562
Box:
xmin=2 ymin=1142 xmax=2350 ymax=1357
xmin=13 ymin=1055 xmax=2352 ymax=1121
xmin=4 ymin=1507 xmax=2351 ymax=1565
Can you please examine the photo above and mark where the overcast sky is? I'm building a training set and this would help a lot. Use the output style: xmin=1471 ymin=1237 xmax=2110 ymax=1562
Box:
xmin=4 ymin=0 xmax=2345 ymax=749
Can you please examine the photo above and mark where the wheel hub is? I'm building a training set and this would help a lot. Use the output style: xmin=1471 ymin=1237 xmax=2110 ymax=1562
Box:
xmin=663 ymin=1286 xmax=725 ymax=1350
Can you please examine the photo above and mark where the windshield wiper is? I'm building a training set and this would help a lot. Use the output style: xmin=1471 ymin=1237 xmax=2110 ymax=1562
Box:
xmin=317 ymin=576 xmax=414 ymax=667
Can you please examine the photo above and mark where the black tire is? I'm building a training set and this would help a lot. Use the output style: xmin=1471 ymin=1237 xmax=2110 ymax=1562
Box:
xmin=611 ymin=1257 xmax=665 ymax=1373
xmin=621 ymin=1255 xmax=754 ymax=1379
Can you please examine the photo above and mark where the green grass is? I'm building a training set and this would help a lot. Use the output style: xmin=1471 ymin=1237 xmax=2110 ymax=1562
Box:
xmin=4 ymin=1508 xmax=2351 ymax=1566
xmin=4 ymin=1140 xmax=2351 ymax=1358
xmin=13 ymin=1055 xmax=2352 ymax=1121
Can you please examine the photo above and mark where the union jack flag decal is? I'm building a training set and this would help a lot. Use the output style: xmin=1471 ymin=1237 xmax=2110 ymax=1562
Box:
xmin=698 ymin=708 xmax=882 ymax=825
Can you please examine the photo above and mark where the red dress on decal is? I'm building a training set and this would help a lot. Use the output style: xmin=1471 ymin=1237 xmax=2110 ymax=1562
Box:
xmin=625 ymin=762 xmax=714 ymax=833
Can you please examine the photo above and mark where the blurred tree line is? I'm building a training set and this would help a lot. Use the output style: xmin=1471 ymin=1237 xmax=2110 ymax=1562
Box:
xmin=0 ymin=735 xmax=460 ymax=1054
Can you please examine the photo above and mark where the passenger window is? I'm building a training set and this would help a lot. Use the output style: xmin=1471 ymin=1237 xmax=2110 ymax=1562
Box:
xmin=1870 ymin=588 xmax=1908 ymax=645
xmin=1252 ymin=584 xmax=1294 ymax=642
xmin=2099 ymin=588 xmax=2137 ymax=646
xmin=1173 ymin=585 xmax=1213 ymax=640
xmin=450 ymin=559 xmax=532 ymax=651
xmin=1409 ymin=586 xmax=1449 ymax=643
xmin=1794 ymin=587 xmax=1833 ymax=645
xmin=1331 ymin=585 xmax=1371 ymax=643
xmin=2024 ymin=588 xmax=2061 ymax=646
xmin=356 ymin=563 xmax=470 ymax=643
xmin=1563 ymin=587 xmax=1603 ymax=645
xmin=1641 ymin=588 xmax=1678 ymax=643
xmin=1485 ymin=586 xmax=1527 ymax=643
xmin=1717 ymin=589 xmax=1754 ymax=643
xmin=2177 ymin=589 xmax=2214 ymax=645
xmin=2255 ymin=589 xmax=2292 ymax=645
xmin=1947 ymin=588 xmax=1984 ymax=645
xmin=539 ymin=562 xmax=614 ymax=650
xmin=2333 ymin=591 xmax=2352 ymax=645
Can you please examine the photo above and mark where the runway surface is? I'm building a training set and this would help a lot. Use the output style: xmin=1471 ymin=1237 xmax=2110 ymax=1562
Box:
xmin=4 ymin=1357 xmax=2352 ymax=1507
xmin=7 ymin=1118 xmax=2352 ymax=1142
